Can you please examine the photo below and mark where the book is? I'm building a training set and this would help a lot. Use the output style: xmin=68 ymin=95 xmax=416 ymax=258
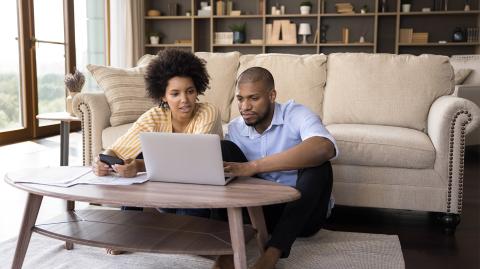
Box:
xmin=399 ymin=28 xmax=413 ymax=43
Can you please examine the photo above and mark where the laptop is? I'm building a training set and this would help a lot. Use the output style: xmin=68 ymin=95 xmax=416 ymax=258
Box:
xmin=139 ymin=132 xmax=236 ymax=185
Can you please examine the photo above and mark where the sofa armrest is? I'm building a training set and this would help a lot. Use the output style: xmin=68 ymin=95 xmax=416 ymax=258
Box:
xmin=428 ymin=95 xmax=480 ymax=214
xmin=72 ymin=92 xmax=111 ymax=165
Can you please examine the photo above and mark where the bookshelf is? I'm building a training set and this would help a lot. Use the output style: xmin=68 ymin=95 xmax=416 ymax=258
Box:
xmin=143 ymin=0 xmax=480 ymax=56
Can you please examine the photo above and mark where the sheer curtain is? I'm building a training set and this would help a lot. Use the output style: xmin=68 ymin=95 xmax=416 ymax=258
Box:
xmin=110 ymin=0 xmax=144 ymax=68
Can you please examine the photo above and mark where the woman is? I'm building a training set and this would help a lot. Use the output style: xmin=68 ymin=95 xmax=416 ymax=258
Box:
xmin=93 ymin=49 xmax=222 ymax=178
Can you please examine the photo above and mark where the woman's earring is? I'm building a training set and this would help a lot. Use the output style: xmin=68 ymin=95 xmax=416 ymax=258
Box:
xmin=160 ymin=101 xmax=169 ymax=109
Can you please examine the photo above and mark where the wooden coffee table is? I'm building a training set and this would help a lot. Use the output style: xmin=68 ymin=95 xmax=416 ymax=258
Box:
xmin=5 ymin=167 xmax=300 ymax=269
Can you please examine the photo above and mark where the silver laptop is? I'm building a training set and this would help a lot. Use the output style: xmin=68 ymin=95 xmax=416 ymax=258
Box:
xmin=139 ymin=132 xmax=236 ymax=185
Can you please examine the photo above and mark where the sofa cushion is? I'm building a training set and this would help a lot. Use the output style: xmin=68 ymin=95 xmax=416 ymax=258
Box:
xmin=87 ymin=64 xmax=154 ymax=127
xmin=231 ymin=53 xmax=327 ymax=119
xmin=195 ymin=52 xmax=240 ymax=123
xmin=102 ymin=123 xmax=134 ymax=150
xmin=450 ymin=55 xmax=480 ymax=85
xmin=323 ymin=53 xmax=454 ymax=132
xmin=327 ymin=124 xmax=435 ymax=169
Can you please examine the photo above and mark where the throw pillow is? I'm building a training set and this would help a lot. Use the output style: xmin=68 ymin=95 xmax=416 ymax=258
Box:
xmin=87 ymin=64 xmax=155 ymax=127
xmin=454 ymin=68 xmax=472 ymax=85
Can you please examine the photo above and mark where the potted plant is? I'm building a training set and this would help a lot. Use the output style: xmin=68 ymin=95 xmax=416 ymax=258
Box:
xmin=149 ymin=32 xmax=162 ymax=45
xmin=229 ymin=23 xmax=246 ymax=44
xmin=300 ymin=1 xmax=313 ymax=15
xmin=401 ymin=0 xmax=412 ymax=12
xmin=64 ymin=70 xmax=85 ymax=115
xmin=360 ymin=4 xmax=369 ymax=13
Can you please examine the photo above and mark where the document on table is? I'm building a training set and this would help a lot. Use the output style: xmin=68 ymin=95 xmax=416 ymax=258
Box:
xmin=8 ymin=166 xmax=149 ymax=187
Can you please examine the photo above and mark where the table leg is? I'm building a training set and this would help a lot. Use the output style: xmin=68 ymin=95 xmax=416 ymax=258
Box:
xmin=60 ymin=121 xmax=70 ymax=166
xmin=227 ymin=207 xmax=247 ymax=269
xmin=247 ymin=206 xmax=268 ymax=255
xmin=12 ymin=193 xmax=43 ymax=269
xmin=59 ymin=121 xmax=74 ymax=250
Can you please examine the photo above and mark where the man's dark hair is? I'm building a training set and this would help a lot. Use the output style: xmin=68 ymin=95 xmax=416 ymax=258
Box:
xmin=237 ymin=66 xmax=275 ymax=91
xmin=145 ymin=49 xmax=210 ymax=102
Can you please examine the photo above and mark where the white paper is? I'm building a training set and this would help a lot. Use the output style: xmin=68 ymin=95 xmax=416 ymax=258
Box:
xmin=8 ymin=167 xmax=149 ymax=187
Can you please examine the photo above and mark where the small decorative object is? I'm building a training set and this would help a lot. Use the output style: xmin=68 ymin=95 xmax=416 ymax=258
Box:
xmin=298 ymin=23 xmax=311 ymax=44
xmin=226 ymin=0 xmax=233 ymax=15
xmin=320 ymin=24 xmax=329 ymax=43
xmin=250 ymin=39 xmax=263 ymax=45
xmin=230 ymin=10 xmax=241 ymax=16
xmin=280 ymin=5 xmax=286 ymax=14
xmin=147 ymin=9 xmax=161 ymax=16
xmin=452 ymin=27 xmax=466 ymax=42
xmin=215 ymin=32 xmax=234 ymax=44
xmin=360 ymin=5 xmax=368 ymax=14
xmin=300 ymin=1 xmax=312 ymax=15
xmin=421 ymin=7 xmax=431 ymax=12
xmin=271 ymin=6 xmax=277 ymax=15
xmin=149 ymin=32 xmax=161 ymax=44
xmin=229 ymin=23 xmax=246 ymax=44
xmin=342 ymin=27 xmax=350 ymax=44
xmin=401 ymin=0 xmax=412 ymax=12
xmin=464 ymin=0 xmax=471 ymax=11
xmin=64 ymin=70 xmax=85 ymax=115
xmin=380 ymin=0 xmax=387 ymax=12
xmin=359 ymin=36 xmax=365 ymax=43
xmin=216 ymin=0 xmax=225 ymax=16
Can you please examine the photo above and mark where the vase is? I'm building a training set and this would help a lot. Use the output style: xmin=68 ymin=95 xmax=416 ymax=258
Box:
xmin=300 ymin=6 xmax=311 ymax=15
xmin=233 ymin=31 xmax=245 ymax=44
xmin=66 ymin=92 xmax=78 ymax=116
xmin=150 ymin=36 xmax=160 ymax=45
xmin=402 ymin=4 xmax=411 ymax=12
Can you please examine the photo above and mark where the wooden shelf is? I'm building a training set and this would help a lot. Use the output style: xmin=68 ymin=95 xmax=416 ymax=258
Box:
xmin=320 ymin=42 xmax=375 ymax=47
xmin=143 ymin=0 xmax=480 ymax=56
xmin=321 ymin=13 xmax=376 ymax=17
xmin=265 ymin=44 xmax=318 ymax=47
xmin=214 ymin=15 xmax=262 ymax=19
xmin=399 ymin=42 xmax=480 ymax=46
xmin=34 ymin=210 xmax=256 ymax=255
xmin=265 ymin=14 xmax=318 ymax=18
xmin=145 ymin=44 xmax=192 ymax=47
xmin=145 ymin=16 xmax=192 ymax=20
xmin=377 ymin=12 xmax=397 ymax=16
xmin=213 ymin=44 xmax=263 ymax=47
xmin=400 ymin=10 xmax=480 ymax=16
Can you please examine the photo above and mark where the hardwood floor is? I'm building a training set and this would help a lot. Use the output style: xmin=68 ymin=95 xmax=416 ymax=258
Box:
xmin=325 ymin=146 xmax=480 ymax=269
xmin=0 ymin=133 xmax=478 ymax=268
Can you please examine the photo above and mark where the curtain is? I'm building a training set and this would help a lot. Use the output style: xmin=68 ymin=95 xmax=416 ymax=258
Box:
xmin=110 ymin=0 xmax=144 ymax=68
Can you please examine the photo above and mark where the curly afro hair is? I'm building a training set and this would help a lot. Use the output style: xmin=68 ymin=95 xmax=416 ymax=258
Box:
xmin=145 ymin=49 xmax=210 ymax=103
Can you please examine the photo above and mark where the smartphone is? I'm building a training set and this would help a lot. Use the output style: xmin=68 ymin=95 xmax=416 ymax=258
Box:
xmin=99 ymin=153 xmax=124 ymax=167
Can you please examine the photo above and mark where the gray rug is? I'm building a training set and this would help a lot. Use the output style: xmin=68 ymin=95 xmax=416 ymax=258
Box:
xmin=0 ymin=230 xmax=404 ymax=269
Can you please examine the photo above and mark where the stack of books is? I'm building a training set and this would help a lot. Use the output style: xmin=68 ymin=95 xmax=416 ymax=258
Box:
xmin=215 ymin=32 xmax=233 ymax=44
xmin=335 ymin=3 xmax=354 ymax=14
xmin=467 ymin=27 xmax=479 ymax=43
xmin=399 ymin=28 xmax=413 ymax=43
xmin=412 ymin=32 xmax=428 ymax=43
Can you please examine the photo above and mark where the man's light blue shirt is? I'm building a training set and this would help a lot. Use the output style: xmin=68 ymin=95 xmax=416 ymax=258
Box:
xmin=226 ymin=100 xmax=338 ymax=187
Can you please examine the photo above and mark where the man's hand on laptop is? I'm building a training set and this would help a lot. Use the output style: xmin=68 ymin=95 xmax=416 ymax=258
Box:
xmin=223 ymin=161 xmax=259 ymax=177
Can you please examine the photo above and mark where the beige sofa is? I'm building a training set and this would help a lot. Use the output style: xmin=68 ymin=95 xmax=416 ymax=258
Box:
xmin=73 ymin=52 xmax=480 ymax=233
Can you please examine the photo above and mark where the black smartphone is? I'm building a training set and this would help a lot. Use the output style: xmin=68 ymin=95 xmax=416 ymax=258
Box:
xmin=99 ymin=153 xmax=124 ymax=167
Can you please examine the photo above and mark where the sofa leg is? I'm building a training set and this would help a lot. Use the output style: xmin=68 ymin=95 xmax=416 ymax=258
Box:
xmin=440 ymin=213 xmax=460 ymax=235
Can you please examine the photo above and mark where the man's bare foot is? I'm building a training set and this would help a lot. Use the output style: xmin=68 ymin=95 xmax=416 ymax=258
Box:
xmin=212 ymin=255 xmax=234 ymax=269
xmin=106 ymin=248 xmax=125 ymax=255
xmin=250 ymin=247 xmax=282 ymax=269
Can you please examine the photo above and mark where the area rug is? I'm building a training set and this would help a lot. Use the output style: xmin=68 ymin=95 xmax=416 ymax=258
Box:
xmin=0 ymin=229 xmax=404 ymax=269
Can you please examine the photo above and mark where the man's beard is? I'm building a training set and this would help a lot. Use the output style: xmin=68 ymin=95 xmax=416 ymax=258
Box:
xmin=243 ymin=105 xmax=270 ymax=127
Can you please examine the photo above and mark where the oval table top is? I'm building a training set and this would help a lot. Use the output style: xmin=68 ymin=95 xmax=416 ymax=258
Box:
xmin=5 ymin=167 xmax=300 ymax=208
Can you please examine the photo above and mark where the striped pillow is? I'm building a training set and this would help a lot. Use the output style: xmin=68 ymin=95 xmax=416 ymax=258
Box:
xmin=87 ymin=64 xmax=155 ymax=127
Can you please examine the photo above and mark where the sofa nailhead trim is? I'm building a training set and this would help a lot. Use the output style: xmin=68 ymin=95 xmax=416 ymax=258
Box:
xmin=76 ymin=102 xmax=93 ymax=166
xmin=447 ymin=110 xmax=472 ymax=214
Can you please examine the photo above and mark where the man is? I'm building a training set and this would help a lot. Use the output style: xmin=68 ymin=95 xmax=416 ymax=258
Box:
xmin=215 ymin=67 xmax=338 ymax=269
